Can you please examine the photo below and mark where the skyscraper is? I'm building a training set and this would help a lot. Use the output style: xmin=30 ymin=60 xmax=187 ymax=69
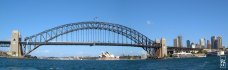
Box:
xmin=214 ymin=40 xmax=218 ymax=49
xmin=178 ymin=36 xmax=183 ymax=47
xmin=174 ymin=38 xmax=179 ymax=47
xmin=186 ymin=40 xmax=191 ymax=48
xmin=199 ymin=38 xmax=206 ymax=49
xmin=207 ymin=40 xmax=211 ymax=49
xmin=211 ymin=36 xmax=223 ymax=49
xmin=217 ymin=36 xmax=223 ymax=49
xmin=211 ymin=36 xmax=216 ymax=49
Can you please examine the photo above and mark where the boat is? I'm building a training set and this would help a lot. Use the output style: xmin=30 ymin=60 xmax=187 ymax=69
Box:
xmin=172 ymin=52 xmax=193 ymax=58
xmin=194 ymin=54 xmax=207 ymax=57
xmin=217 ymin=51 xmax=225 ymax=56
xmin=207 ymin=51 xmax=225 ymax=56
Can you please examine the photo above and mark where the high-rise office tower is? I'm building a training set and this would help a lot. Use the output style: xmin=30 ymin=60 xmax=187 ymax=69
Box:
xmin=211 ymin=36 xmax=216 ymax=49
xmin=217 ymin=36 xmax=222 ymax=49
xmin=174 ymin=38 xmax=179 ymax=47
xmin=178 ymin=36 xmax=183 ymax=47
xmin=214 ymin=40 xmax=218 ymax=49
xmin=186 ymin=40 xmax=191 ymax=48
xmin=207 ymin=40 xmax=211 ymax=49
xmin=199 ymin=38 xmax=206 ymax=49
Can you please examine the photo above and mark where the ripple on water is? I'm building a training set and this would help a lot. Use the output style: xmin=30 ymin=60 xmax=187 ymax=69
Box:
xmin=0 ymin=56 xmax=226 ymax=70
xmin=0 ymin=67 xmax=39 ymax=70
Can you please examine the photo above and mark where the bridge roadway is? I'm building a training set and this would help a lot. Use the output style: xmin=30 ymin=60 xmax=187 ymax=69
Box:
xmin=0 ymin=41 xmax=202 ymax=51
xmin=0 ymin=41 xmax=159 ymax=48
xmin=0 ymin=41 xmax=10 ymax=47
xmin=0 ymin=41 xmax=10 ymax=44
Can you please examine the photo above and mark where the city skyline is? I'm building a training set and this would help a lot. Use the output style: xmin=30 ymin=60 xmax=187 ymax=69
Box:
xmin=182 ymin=36 xmax=223 ymax=49
xmin=0 ymin=0 xmax=228 ymax=57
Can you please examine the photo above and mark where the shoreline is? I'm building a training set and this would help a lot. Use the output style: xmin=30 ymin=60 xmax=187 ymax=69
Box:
xmin=0 ymin=56 xmax=211 ymax=61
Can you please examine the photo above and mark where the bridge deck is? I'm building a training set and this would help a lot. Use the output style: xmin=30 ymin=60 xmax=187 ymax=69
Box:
xmin=21 ymin=42 xmax=158 ymax=48
xmin=0 ymin=41 xmax=10 ymax=47
xmin=0 ymin=41 xmax=10 ymax=44
xmin=1 ymin=41 xmax=202 ymax=51
xmin=0 ymin=41 xmax=158 ymax=48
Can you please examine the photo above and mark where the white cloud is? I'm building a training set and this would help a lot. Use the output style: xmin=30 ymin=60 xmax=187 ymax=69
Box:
xmin=146 ymin=20 xmax=152 ymax=25
xmin=146 ymin=20 xmax=151 ymax=24
xmin=146 ymin=20 xmax=154 ymax=25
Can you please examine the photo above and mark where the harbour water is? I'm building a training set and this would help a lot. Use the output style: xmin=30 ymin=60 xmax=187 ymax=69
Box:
xmin=0 ymin=56 xmax=227 ymax=70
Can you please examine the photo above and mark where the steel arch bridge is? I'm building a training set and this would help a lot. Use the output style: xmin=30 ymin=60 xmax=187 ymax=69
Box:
xmin=4 ymin=21 xmax=163 ymax=58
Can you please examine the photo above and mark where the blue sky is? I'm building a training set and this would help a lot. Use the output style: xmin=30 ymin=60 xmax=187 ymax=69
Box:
xmin=0 ymin=0 xmax=227 ymax=57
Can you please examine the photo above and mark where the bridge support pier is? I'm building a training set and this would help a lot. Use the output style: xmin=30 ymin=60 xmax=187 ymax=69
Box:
xmin=154 ymin=38 xmax=167 ymax=58
xmin=7 ymin=30 xmax=23 ymax=57
xmin=154 ymin=47 xmax=162 ymax=58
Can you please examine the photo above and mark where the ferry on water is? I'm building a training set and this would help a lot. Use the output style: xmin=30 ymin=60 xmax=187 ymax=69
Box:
xmin=207 ymin=51 xmax=225 ymax=56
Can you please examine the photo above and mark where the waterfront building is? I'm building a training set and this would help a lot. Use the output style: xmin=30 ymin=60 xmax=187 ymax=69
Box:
xmin=178 ymin=36 xmax=183 ymax=47
xmin=191 ymin=43 xmax=196 ymax=48
xmin=186 ymin=40 xmax=191 ymax=48
xmin=207 ymin=40 xmax=211 ymax=49
xmin=199 ymin=38 xmax=206 ymax=49
xmin=174 ymin=38 xmax=179 ymax=47
xmin=99 ymin=51 xmax=119 ymax=59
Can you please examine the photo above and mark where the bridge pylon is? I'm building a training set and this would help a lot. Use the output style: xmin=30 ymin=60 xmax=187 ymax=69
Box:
xmin=153 ymin=38 xmax=167 ymax=58
xmin=7 ymin=30 xmax=23 ymax=57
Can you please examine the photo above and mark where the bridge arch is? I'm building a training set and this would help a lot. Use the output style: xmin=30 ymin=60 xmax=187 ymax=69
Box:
xmin=24 ymin=21 xmax=158 ymax=56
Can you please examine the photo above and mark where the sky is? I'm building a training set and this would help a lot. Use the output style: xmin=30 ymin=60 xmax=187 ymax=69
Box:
xmin=0 ymin=0 xmax=228 ymax=57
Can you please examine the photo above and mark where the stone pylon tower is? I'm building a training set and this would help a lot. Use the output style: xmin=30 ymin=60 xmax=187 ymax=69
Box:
xmin=154 ymin=38 xmax=167 ymax=58
xmin=161 ymin=38 xmax=167 ymax=57
xmin=9 ymin=30 xmax=23 ymax=57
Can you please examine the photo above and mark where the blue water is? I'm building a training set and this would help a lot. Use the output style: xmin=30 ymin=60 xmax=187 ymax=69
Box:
xmin=0 ymin=56 xmax=227 ymax=70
